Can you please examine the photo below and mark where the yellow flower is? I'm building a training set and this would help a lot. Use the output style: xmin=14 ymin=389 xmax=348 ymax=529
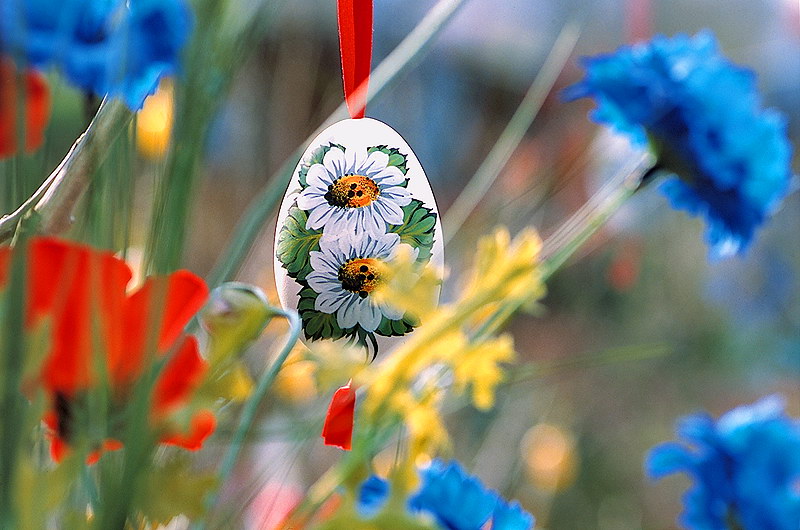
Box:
xmin=453 ymin=335 xmax=515 ymax=410
xmin=461 ymin=228 xmax=545 ymax=313
xmin=372 ymin=244 xmax=442 ymax=322
xmin=364 ymin=228 xmax=543 ymax=415
xmin=137 ymin=79 xmax=174 ymax=159
xmin=389 ymin=389 xmax=449 ymax=490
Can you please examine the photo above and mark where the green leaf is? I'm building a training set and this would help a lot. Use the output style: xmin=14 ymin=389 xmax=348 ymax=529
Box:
xmin=298 ymin=143 xmax=345 ymax=187
xmin=276 ymin=206 xmax=323 ymax=281
xmin=375 ymin=313 xmax=419 ymax=338
xmin=389 ymin=199 xmax=437 ymax=262
xmin=368 ymin=145 xmax=409 ymax=175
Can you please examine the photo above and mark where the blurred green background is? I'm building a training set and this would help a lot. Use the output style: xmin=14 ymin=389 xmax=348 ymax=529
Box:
xmin=31 ymin=0 xmax=800 ymax=528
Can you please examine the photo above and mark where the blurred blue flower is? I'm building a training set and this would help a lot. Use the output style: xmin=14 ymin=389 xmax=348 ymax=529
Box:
xmin=357 ymin=474 xmax=391 ymax=517
xmin=565 ymin=31 xmax=793 ymax=258
xmin=646 ymin=395 xmax=800 ymax=530
xmin=0 ymin=0 xmax=191 ymax=109
xmin=356 ymin=459 xmax=535 ymax=529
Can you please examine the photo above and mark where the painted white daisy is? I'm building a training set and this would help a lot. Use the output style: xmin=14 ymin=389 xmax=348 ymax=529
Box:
xmin=306 ymin=232 xmax=414 ymax=332
xmin=296 ymin=146 xmax=412 ymax=236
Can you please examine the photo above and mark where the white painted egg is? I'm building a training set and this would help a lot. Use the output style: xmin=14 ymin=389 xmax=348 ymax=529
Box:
xmin=274 ymin=118 xmax=443 ymax=357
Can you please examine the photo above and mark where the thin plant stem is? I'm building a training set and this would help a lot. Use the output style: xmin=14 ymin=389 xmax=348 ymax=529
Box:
xmin=540 ymin=151 xmax=652 ymax=277
xmin=0 ymin=231 xmax=30 ymax=528
xmin=443 ymin=21 xmax=582 ymax=242
xmin=195 ymin=308 xmax=302 ymax=530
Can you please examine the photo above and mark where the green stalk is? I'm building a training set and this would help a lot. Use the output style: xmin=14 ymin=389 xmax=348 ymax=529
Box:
xmin=144 ymin=0 xmax=272 ymax=274
xmin=0 ymin=231 xmax=30 ymax=529
xmin=80 ymin=120 xmax=135 ymax=251
xmin=205 ymin=0 xmax=472 ymax=287
xmin=539 ymin=152 xmax=652 ymax=278
xmin=195 ymin=308 xmax=301 ymax=530
xmin=443 ymin=21 xmax=582 ymax=242
xmin=0 ymin=98 xmax=133 ymax=243
xmin=92 ymin=277 xmax=173 ymax=528
xmin=469 ymin=152 xmax=653 ymax=347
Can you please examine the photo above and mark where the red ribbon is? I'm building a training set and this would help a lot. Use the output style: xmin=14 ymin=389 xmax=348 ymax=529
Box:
xmin=321 ymin=380 xmax=356 ymax=450
xmin=337 ymin=0 xmax=373 ymax=119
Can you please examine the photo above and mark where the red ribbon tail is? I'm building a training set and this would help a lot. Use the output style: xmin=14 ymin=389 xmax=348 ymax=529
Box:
xmin=337 ymin=0 xmax=373 ymax=119
xmin=321 ymin=380 xmax=356 ymax=451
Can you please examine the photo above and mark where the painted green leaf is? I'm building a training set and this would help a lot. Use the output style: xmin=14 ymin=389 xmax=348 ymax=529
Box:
xmin=389 ymin=199 xmax=437 ymax=262
xmin=368 ymin=145 xmax=409 ymax=175
xmin=375 ymin=312 xmax=419 ymax=337
xmin=297 ymin=287 xmax=384 ymax=357
xmin=298 ymin=286 xmax=353 ymax=342
xmin=276 ymin=205 xmax=322 ymax=281
xmin=298 ymin=142 xmax=345 ymax=187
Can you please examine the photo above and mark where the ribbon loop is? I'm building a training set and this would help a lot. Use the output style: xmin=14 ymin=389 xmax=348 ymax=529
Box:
xmin=337 ymin=0 xmax=373 ymax=119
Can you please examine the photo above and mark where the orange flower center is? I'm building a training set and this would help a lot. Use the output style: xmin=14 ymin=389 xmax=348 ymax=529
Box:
xmin=325 ymin=174 xmax=380 ymax=208
xmin=338 ymin=258 xmax=385 ymax=298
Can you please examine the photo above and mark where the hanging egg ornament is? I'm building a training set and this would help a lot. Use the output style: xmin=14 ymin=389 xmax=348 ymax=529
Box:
xmin=274 ymin=118 xmax=443 ymax=357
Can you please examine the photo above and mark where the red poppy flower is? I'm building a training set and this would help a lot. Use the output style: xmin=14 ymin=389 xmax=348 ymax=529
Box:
xmin=0 ymin=237 xmax=215 ymax=462
xmin=0 ymin=57 xmax=50 ymax=158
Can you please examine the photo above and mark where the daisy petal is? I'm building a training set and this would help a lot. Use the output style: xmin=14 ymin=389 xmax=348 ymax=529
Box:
xmin=376 ymin=198 xmax=405 ymax=225
xmin=337 ymin=295 xmax=361 ymax=329
xmin=361 ymin=150 xmax=389 ymax=174
xmin=323 ymin=147 xmax=347 ymax=176
xmin=307 ymin=204 xmax=340 ymax=230
xmin=306 ymin=164 xmax=334 ymax=187
xmin=297 ymin=190 xmax=328 ymax=211
xmin=372 ymin=165 xmax=404 ymax=185
xmin=316 ymin=288 xmax=350 ymax=313
xmin=359 ymin=300 xmax=383 ymax=332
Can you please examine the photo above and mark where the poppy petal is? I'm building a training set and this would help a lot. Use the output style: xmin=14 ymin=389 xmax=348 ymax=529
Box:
xmin=161 ymin=409 xmax=216 ymax=451
xmin=118 ymin=270 xmax=208 ymax=385
xmin=48 ymin=434 xmax=69 ymax=463
xmin=29 ymin=239 xmax=131 ymax=396
xmin=153 ymin=335 xmax=207 ymax=415
xmin=86 ymin=439 xmax=124 ymax=465
xmin=0 ymin=58 xmax=50 ymax=158
xmin=321 ymin=381 xmax=356 ymax=451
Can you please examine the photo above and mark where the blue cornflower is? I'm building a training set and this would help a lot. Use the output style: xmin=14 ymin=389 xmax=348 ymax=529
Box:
xmin=357 ymin=474 xmax=391 ymax=517
xmin=0 ymin=0 xmax=191 ymax=110
xmin=565 ymin=31 xmax=793 ymax=258
xmin=646 ymin=396 xmax=800 ymax=530
xmin=357 ymin=459 xmax=535 ymax=529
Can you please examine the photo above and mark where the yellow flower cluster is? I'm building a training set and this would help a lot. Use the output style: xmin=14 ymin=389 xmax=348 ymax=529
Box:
xmin=353 ymin=227 xmax=545 ymax=486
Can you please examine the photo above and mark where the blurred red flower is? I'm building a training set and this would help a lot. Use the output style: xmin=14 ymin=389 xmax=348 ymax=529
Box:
xmin=0 ymin=58 xmax=50 ymax=158
xmin=321 ymin=381 xmax=355 ymax=451
xmin=0 ymin=238 xmax=215 ymax=462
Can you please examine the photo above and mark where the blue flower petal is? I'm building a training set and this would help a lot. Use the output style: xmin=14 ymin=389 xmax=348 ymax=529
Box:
xmin=646 ymin=442 xmax=694 ymax=479
xmin=492 ymin=500 xmax=535 ymax=530
xmin=357 ymin=475 xmax=390 ymax=517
